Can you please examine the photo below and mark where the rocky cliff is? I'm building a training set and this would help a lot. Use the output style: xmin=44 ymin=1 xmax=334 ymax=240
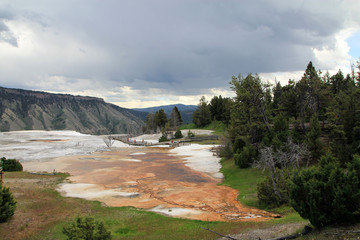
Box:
xmin=0 ymin=87 xmax=144 ymax=135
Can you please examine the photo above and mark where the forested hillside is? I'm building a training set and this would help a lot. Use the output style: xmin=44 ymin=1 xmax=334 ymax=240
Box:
xmin=133 ymin=104 xmax=196 ymax=124
xmin=0 ymin=87 xmax=144 ymax=135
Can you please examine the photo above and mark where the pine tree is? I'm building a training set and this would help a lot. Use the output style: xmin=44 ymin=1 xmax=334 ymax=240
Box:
xmin=169 ymin=106 xmax=182 ymax=129
xmin=145 ymin=113 xmax=156 ymax=133
xmin=0 ymin=183 xmax=17 ymax=223
xmin=305 ymin=114 xmax=324 ymax=161
xmin=155 ymin=109 xmax=168 ymax=129
xmin=192 ymin=96 xmax=211 ymax=127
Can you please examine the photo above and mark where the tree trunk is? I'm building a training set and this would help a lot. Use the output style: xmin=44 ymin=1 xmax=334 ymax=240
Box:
xmin=269 ymin=167 xmax=282 ymax=201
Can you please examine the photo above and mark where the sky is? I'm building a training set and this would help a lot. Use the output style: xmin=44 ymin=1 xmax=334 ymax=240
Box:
xmin=0 ymin=0 xmax=359 ymax=108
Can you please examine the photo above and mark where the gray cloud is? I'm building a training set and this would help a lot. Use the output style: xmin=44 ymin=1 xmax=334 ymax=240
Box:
xmin=0 ymin=8 xmax=14 ymax=20
xmin=0 ymin=9 xmax=17 ymax=47
xmin=0 ymin=0 xmax=359 ymax=107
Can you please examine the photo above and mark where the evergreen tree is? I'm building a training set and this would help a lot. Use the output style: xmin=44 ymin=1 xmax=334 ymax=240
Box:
xmin=169 ymin=106 xmax=182 ymax=129
xmin=330 ymin=70 xmax=346 ymax=94
xmin=329 ymin=124 xmax=349 ymax=164
xmin=0 ymin=183 xmax=17 ymax=223
xmin=271 ymin=81 xmax=282 ymax=115
xmin=230 ymin=73 xmax=271 ymax=132
xmin=209 ymin=96 xmax=232 ymax=124
xmin=270 ymin=114 xmax=289 ymax=150
xmin=290 ymin=154 xmax=360 ymax=228
xmin=280 ymin=80 xmax=298 ymax=119
xmin=305 ymin=114 xmax=324 ymax=161
xmin=145 ymin=113 xmax=156 ymax=133
xmin=174 ymin=129 xmax=183 ymax=139
xmin=295 ymin=61 xmax=327 ymax=131
xmin=192 ymin=96 xmax=211 ymax=127
xmin=1 ymin=157 xmax=23 ymax=172
xmin=155 ymin=109 xmax=168 ymax=129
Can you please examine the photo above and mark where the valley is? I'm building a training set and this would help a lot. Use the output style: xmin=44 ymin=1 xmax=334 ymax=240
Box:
xmin=0 ymin=130 xmax=305 ymax=240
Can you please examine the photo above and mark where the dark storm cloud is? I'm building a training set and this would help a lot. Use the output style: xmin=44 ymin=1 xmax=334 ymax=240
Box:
xmin=0 ymin=0 xmax=359 ymax=106
xmin=0 ymin=8 xmax=17 ymax=47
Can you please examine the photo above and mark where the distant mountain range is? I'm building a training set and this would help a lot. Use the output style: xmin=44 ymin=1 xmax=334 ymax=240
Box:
xmin=132 ymin=104 xmax=197 ymax=124
xmin=0 ymin=87 xmax=144 ymax=135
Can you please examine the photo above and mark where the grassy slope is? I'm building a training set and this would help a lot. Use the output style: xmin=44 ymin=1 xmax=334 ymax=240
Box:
xmin=220 ymin=159 xmax=265 ymax=207
xmin=220 ymin=158 xmax=304 ymax=223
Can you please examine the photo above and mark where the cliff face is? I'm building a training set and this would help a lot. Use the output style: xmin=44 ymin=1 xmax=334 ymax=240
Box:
xmin=0 ymin=87 xmax=144 ymax=135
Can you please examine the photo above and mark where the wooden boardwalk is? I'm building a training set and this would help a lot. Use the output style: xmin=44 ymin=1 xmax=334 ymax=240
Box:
xmin=112 ymin=136 xmax=173 ymax=147
xmin=112 ymin=135 xmax=219 ymax=147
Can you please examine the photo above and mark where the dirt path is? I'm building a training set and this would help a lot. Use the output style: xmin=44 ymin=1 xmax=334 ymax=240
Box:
xmin=217 ymin=222 xmax=307 ymax=240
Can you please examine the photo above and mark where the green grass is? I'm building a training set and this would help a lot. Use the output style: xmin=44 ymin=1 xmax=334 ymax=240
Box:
xmin=220 ymin=158 xmax=304 ymax=224
xmin=220 ymin=158 xmax=266 ymax=207
xmin=42 ymin=205 xmax=239 ymax=240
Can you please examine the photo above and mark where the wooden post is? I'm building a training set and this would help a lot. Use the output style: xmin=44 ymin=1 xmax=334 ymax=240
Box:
xmin=0 ymin=167 xmax=3 ymax=184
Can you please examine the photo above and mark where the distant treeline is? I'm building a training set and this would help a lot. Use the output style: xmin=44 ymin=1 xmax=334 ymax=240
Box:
xmin=143 ymin=106 xmax=183 ymax=133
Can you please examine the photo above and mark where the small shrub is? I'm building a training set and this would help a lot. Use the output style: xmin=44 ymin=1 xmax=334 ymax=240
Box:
xmin=158 ymin=135 xmax=168 ymax=142
xmin=1 ymin=157 xmax=23 ymax=172
xmin=234 ymin=144 xmax=256 ymax=168
xmin=174 ymin=129 xmax=183 ymax=139
xmin=62 ymin=216 xmax=112 ymax=240
xmin=257 ymin=170 xmax=290 ymax=208
xmin=232 ymin=137 xmax=246 ymax=154
xmin=219 ymin=142 xmax=233 ymax=159
xmin=289 ymin=154 xmax=360 ymax=228
xmin=187 ymin=130 xmax=195 ymax=138
xmin=0 ymin=183 xmax=17 ymax=223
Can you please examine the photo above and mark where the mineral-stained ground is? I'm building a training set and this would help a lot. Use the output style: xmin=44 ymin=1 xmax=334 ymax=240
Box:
xmin=24 ymin=147 xmax=277 ymax=222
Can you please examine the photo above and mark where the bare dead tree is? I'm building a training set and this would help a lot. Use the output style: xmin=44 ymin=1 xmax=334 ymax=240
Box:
xmin=286 ymin=138 xmax=310 ymax=170
xmin=103 ymin=135 xmax=115 ymax=148
xmin=255 ymin=146 xmax=282 ymax=201
xmin=253 ymin=138 xmax=310 ymax=201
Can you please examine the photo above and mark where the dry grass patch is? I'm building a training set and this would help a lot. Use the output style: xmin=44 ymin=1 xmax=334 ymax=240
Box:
xmin=0 ymin=172 xmax=95 ymax=240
